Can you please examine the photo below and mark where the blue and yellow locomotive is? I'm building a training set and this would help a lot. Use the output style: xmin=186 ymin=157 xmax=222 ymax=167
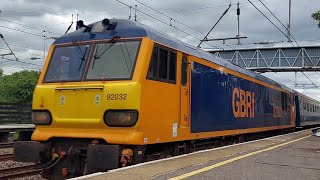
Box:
xmin=13 ymin=18 xmax=319 ymax=179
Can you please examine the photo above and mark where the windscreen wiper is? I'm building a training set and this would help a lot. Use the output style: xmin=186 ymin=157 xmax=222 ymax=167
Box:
xmin=91 ymin=35 xmax=120 ymax=69
xmin=78 ymin=46 xmax=88 ymax=71
xmin=73 ymin=40 xmax=84 ymax=57
xmin=72 ymin=40 xmax=88 ymax=71
xmin=119 ymin=43 xmax=130 ymax=75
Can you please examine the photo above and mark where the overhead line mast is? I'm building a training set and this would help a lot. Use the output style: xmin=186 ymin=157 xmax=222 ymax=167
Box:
xmin=0 ymin=34 xmax=18 ymax=60
xmin=287 ymin=0 xmax=292 ymax=43
xmin=197 ymin=3 xmax=232 ymax=48
xmin=198 ymin=3 xmax=247 ymax=47
xmin=237 ymin=1 xmax=240 ymax=45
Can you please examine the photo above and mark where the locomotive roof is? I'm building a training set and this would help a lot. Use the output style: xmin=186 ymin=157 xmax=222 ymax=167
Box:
xmin=54 ymin=19 xmax=291 ymax=92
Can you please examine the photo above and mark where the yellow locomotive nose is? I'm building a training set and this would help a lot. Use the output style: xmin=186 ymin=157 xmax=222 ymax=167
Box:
xmin=32 ymin=82 xmax=141 ymax=129
xmin=53 ymin=85 xmax=104 ymax=127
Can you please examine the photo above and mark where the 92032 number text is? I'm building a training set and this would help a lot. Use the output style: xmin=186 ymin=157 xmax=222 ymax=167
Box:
xmin=107 ymin=94 xmax=127 ymax=100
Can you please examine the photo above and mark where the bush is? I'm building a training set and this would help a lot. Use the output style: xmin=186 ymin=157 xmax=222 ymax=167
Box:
xmin=0 ymin=70 xmax=40 ymax=103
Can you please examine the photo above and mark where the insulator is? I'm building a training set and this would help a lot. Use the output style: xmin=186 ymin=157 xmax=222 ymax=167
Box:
xmin=237 ymin=8 xmax=240 ymax=16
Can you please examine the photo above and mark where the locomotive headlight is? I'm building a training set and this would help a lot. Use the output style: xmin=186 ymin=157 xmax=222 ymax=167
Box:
xmin=32 ymin=110 xmax=52 ymax=125
xmin=104 ymin=110 xmax=138 ymax=127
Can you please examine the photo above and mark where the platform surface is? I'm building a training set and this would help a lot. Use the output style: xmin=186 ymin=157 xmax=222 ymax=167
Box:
xmin=0 ymin=124 xmax=34 ymax=130
xmin=75 ymin=129 xmax=319 ymax=180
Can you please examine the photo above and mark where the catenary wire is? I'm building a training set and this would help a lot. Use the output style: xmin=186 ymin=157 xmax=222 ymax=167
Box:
xmin=0 ymin=41 xmax=46 ymax=52
xmin=247 ymin=0 xmax=296 ymax=47
xmin=0 ymin=18 xmax=62 ymax=36
xmin=114 ymin=0 xmax=224 ymax=50
xmin=135 ymin=0 xmax=207 ymax=36
xmin=134 ymin=0 xmax=238 ymax=50
xmin=257 ymin=0 xmax=300 ymax=47
xmin=0 ymin=57 xmax=42 ymax=67
xmin=0 ymin=25 xmax=45 ymax=38
xmin=301 ymin=71 xmax=319 ymax=88
xmin=0 ymin=46 xmax=43 ymax=57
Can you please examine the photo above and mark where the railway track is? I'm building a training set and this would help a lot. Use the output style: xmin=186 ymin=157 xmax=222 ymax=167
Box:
xmin=0 ymin=142 xmax=43 ymax=179
xmin=0 ymin=154 xmax=13 ymax=161
xmin=0 ymin=142 xmax=15 ymax=162
xmin=0 ymin=142 xmax=14 ymax=149
xmin=0 ymin=164 xmax=42 ymax=179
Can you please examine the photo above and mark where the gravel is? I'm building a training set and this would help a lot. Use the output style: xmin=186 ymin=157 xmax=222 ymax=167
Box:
xmin=0 ymin=160 xmax=46 ymax=180
xmin=0 ymin=148 xmax=13 ymax=155
xmin=0 ymin=160 xmax=33 ymax=169
xmin=0 ymin=147 xmax=45 ymax=180
xmin=12 ymin=174 xmax=45 ymax=180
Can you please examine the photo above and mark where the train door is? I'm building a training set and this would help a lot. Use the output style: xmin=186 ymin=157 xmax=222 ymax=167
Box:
xmin=179 ymin=55 xmax=190 ymax=128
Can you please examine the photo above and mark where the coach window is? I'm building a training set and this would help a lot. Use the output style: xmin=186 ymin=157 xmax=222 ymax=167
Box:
xmin=147 ymin=44 xmax=177 ymax=83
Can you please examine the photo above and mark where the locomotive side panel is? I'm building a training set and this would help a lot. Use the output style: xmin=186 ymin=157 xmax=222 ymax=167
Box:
xmin=139 ymin=42 xmax=181 ymax=144
xmin=191 ymin=62 xmax=292 ymax=133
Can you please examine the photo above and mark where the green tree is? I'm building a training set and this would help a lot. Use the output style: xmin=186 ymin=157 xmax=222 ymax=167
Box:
xmin=0 ymin=70 xmax=40 ymax=103
xmin=312 ymin=10 xmax=320 ymax=28
xmin=0 ymin=69 xmax=3 ymax=78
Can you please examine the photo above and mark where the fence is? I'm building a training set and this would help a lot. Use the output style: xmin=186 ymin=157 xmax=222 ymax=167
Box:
xmin=0 ymin=102 xmax=32 ymax=124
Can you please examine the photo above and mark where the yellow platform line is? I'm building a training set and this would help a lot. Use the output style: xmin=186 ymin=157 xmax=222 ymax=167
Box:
xmin=168 ymin=135 xmax=311 ymax=180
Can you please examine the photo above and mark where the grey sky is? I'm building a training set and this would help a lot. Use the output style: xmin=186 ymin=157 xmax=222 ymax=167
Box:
xmin=0 ymin=0 xmax=319 ymax=98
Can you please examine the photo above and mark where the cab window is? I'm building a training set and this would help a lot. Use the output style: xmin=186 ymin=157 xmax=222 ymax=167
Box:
xmin=147 ymin=44 xmax=176 ymax=83
xmin=86 ymin=40 xmax=140 ymax=80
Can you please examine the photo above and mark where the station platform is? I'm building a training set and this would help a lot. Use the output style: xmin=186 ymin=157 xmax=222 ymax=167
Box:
xmin=75 ymin=129 xmax=318 ymax=180
xmin=0 ymin=124 xmax=34 ymax=132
